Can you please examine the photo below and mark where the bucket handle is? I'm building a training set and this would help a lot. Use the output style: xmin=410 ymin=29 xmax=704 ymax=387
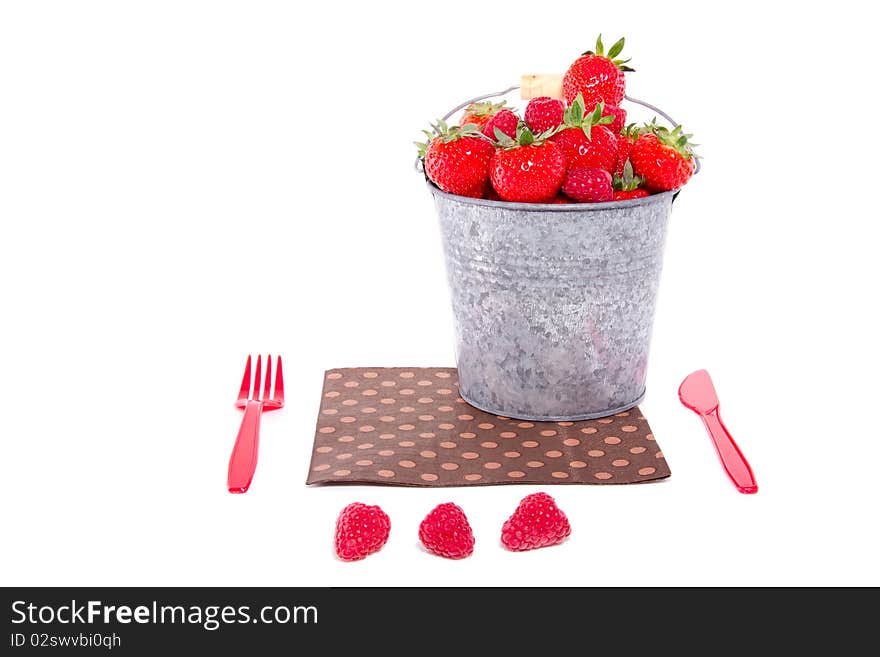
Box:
xmin=414 ymin=86 xmax=701 ymax=178
xmin=414 ymin=86 xmax=520 ymax=173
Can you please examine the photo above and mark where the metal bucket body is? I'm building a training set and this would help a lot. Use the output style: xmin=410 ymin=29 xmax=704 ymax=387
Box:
xmin=431 ymin=184 xmax=674 ymax=421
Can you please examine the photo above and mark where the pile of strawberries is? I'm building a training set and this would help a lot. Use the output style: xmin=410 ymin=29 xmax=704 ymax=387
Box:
xmin=417 ymin=36 xmax=697 ymax=203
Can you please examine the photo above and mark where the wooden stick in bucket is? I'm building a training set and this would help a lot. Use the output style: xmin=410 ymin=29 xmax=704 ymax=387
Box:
xmin=519 ymin=74 xmax=564 ymax=100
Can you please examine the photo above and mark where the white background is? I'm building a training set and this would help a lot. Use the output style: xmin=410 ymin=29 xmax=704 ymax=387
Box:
xmin=2 ymin=0 xmax=878 ymax=586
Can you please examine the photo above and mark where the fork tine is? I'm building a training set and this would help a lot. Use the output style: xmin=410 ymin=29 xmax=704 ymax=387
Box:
xmin=237 ymin=355 xmax=252 ymax=403
xmin=263 ymin=354 xmax=273 ymax=401
xmin=252 ymin=354 xmax=262 ymax=401
xmin=274 ymin=355 xmax=284 ymax=404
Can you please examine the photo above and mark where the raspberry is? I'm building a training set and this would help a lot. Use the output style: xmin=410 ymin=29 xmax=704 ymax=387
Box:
xmin=419 ymin=503 xmax=475 ymax=559
xmin=334 ymin=502 xmax=391 ymax=561
xmin=482 ymin=108 xmax=519 ymax=140
xmin=524 ymin=96 xmax=564 ymax=134
xmin=501 ymin=492 xmax=571 ymax=552
xmin=562 ymin=167 xmax=613 ymax=202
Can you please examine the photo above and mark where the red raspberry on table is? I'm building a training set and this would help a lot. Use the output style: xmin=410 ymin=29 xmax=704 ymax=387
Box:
xmin=524 ymin=96 xmax=565 ymax=134
xmin=334 ymin=502 xmax=391 ymax=561
xmin=562 ymin=167 xmax=613 ymax=202
xmin=501 ymin=492 xmax=571 ymax=551
xmin=419 ymin=502 xmax=475 ymax=559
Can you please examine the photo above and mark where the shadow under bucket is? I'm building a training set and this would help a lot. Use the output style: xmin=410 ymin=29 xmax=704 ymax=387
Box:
xmin=430 ymin=182 xmax=676 ymax=421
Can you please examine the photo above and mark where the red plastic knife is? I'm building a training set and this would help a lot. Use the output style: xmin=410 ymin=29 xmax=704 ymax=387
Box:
xmin=678 ymin=370 xmax=758 ymax=494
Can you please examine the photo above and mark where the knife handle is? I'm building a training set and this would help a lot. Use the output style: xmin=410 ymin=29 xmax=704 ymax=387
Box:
xmin=701 ymin=410 xmax=758 ymax=494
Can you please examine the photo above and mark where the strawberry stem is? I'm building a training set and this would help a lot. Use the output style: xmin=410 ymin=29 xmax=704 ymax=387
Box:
xmin=581 ymin=34 xmax=634 ymax=71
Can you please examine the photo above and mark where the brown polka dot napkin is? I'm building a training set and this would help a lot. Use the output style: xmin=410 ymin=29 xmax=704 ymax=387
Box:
xmin=307 ymin=368 xmax=670 ymax=486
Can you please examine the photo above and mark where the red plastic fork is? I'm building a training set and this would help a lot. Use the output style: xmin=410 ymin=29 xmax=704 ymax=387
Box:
xmin=227 ymin=355 xmax=284 ymax=493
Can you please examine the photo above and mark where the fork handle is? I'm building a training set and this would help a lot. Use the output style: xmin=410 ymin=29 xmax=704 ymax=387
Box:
xmin=227 ymin=400 xmax=263 ymax=493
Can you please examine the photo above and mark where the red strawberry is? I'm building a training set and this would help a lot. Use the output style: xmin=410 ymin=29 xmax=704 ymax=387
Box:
xmin=601 ymin=104 xmax=627 ymax=134
xmin=563 ymin=35 xmax=633 ymax=107
xmin=419 ymin=503 xmax=475 ymax=559
xmin=417 ymin=120 xmax=494 ymax=198
xmin=490 ymin=125 xmax=566 ymax=202
xmin=613 ymin=188 xmax=650 ymax=201
xmin=334 ymin=502 xmax=391 ymax=561
xmin=524 ymin=96 xmax=564 ymax=134
xmin=614 ymin=124 xmax=640 ymax=176
xmin=501 ymin=492 xmax=571 ymax=552
xmin=562 ymin=167 xmax=613 ymax=202
xmin=629 ymin=123 xmax=697 ymax=192
xmin=551 ymin=95 xmax=617 ymax=173
xmin=612 ymin=159 xmax=649 ymax=201
xmin=482 ymin=108 xmax=519 ymax=140
xmin=460 ymin=100 xmax=507 ymax=128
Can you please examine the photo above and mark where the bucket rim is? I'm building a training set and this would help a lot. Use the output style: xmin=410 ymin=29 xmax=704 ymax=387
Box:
xmin=426 ymin=179 xmax=678 ymax=211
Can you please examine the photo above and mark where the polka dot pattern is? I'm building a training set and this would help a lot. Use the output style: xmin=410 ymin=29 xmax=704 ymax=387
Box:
xmin=307 ymin=368 xmax=670 ymax=486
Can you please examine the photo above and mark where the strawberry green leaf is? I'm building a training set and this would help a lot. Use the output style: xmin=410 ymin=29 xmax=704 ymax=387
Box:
xmin=464 ymin=100 xmax=507 ymax=118
xmin=596 ymin=34 xmax=604 ymax=57
xmin=644 ymin=120 xmax=700 ymax=158
xmin=612 ymin=159 xmax=644 ymax=191
xmin=423 ymin=119 xmax=495 ymax=145
xmin=607 ymin=37 xmax=625 ymax=60
xmin=494 ymin=126 xmax=515 ymax=147
xmin=572 ymin=94 xmax=584 ymax=122
xmin=496 ymin=122 xmax=554 ymax=149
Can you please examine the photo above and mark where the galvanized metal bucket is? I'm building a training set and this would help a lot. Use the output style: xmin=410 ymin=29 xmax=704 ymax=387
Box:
xmin=422 ymin=88 xmax=694 ymax=421
xmin=431 ymin=186 xmax=674 ymax=420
